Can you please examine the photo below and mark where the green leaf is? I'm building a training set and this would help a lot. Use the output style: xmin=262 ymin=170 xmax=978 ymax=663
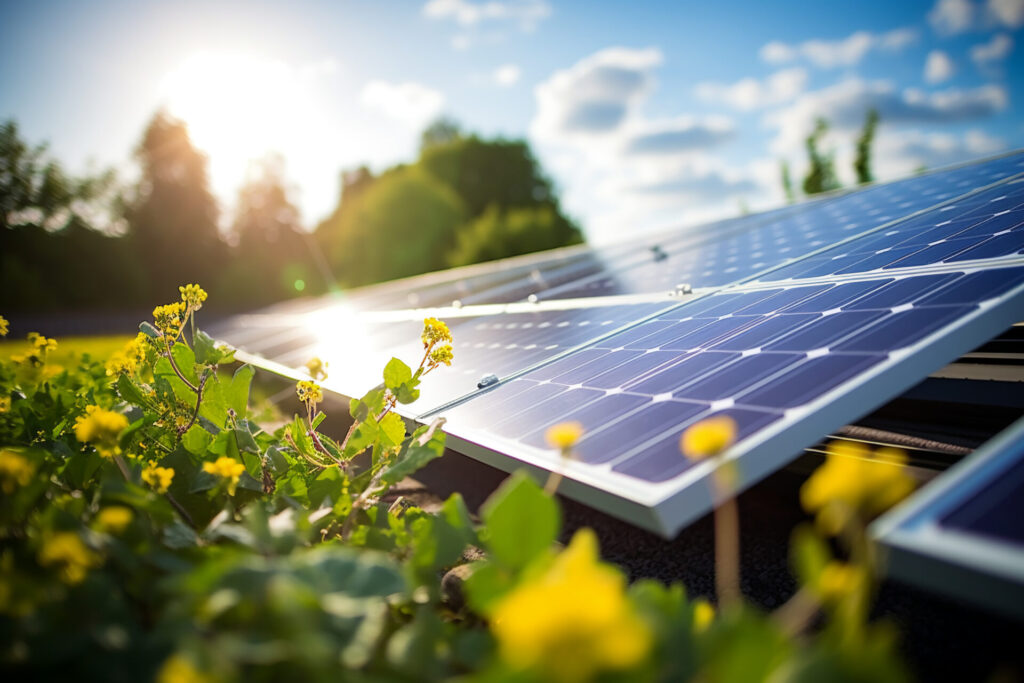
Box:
xmin=350 ymin=387 xmax=386 ymax=421
xmin=378 ymin=412 xmax=406 ymax=448
xmin=480 ymin=470 xmax=560 ymax=570
xmin=170 ymin=342 xmax=198 ymax=385
xmin=311 ymin=411 xmax=326 ymax=430
xmin=116 ymin=374 xmax=151 ymax=408
xmin=139 ymin=321 xmax=160 ymax=339
xmin=192 ymin=329 xmax=218 ymax=365
xmin=791 ymin=524 xmax=831 ymax=588
xmin=198 ymin=375 xmax=229 ymax=428
xmin=226 ymin=364 xmax=254 ymax=417
xmin=308 ymin=467 xmax=347 ymax=508
xmin=344 ymin=416 xmax=379 ymax=459
xmin=378 ymin=418 xmax=446 ymax=486
xmin=383 ymin=357 xmax=412 ymax=390
xmin=182 ymin=424 xmax=213 ymax=455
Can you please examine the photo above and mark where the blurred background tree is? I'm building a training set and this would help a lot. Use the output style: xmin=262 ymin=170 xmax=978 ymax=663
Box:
xmin=316 ymin=118 xmax=582 ymax=287
xmin=854 ymin=108 xmax=880 ymax=185
xmin=125 ymin=111 xmax=225 ymax=300
xmin=2 ymin=113 xmax=583 ymax=312
xmin=0 ymin=120 xmax=143 ymax=311
xmin=802 ymin=117 xmax=841 ymax=196
xmin=219 ymin=154 xmax=322 ymax=306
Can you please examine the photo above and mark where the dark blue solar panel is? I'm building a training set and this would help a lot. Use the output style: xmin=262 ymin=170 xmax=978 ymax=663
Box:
xmin=917 ymin=267 xmax=1024 ymax=305
xmin=782 ymin=280 xmax=892 ymax=312
xmin=673 ymin=352 xmax=803 ymax=401
xmin=842 ymin=273 xmax=961 ymax=309
xmin=574 ymin=400 xmax=706 ymax=465
xmin=759 ymin=178 xmax=1024 ymax=282
xmin=624 ymin=351 xmax=737 ymax=395
xmin=833 ymin=305 xmax=976 ymax=352
xmin=941 ymin=448 xmax=1024 ymax=545
xmin=612 ymin=408 xmax=782 ymax=482
xmin=738 ymin=353 xmax=884 ymax=408
xmin=521 ymin=392 xmax=651 ymax=449
xmin=765 ymin=310 xmax=888 ymax=351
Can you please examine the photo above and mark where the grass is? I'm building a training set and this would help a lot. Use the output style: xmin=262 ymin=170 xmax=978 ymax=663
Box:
xmin=0 ymin=335 xmax=132 ymax=369
xmin=0 ymin=334 xmax=285 ymax=422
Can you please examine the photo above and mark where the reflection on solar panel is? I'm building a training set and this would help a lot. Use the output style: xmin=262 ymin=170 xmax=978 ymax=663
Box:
xmin=212 ymin=151 xmax=1024 ymax=536
xmin=872 ymin=417 xmax=1024 ymax=619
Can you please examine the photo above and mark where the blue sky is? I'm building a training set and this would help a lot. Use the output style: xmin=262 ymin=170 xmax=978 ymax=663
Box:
xmin=1 ymin=0 xmax=1022 ymax=242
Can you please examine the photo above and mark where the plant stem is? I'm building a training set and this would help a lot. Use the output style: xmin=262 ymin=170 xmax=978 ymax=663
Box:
xmin=163 ymin=342 xmax=198 ymax=393
xmin=714 ymin=471 xmax=741 ymax=608
xmin=179 ymin=371 xmax=209 ymax=436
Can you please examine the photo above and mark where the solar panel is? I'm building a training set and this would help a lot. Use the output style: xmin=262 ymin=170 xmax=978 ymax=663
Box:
xmin=871 ymin=417 xmax=1024 ymax=619
xmin=212 ymin=151 xmax=1024 ymax=536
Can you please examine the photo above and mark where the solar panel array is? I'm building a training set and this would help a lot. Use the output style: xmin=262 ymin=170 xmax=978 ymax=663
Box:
xmin=872 ymin=417 xmax=1024 ymax=619
xmin=212 ymin=152 xmax=1024 ymax=536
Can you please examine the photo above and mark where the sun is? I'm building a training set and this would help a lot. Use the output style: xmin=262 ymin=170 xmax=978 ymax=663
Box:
xmin=159 ymin=51 xmax=327 ymax=202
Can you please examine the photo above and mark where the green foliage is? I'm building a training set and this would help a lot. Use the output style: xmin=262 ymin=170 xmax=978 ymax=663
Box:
xmin=0 ymin=288 xmax=913 ymax=682
xmin=449 ymin=204 xmax=583 ymax=268
xmin=854 ymin=109 xmax=880 ymax=185
xmin=780 ymin=160 xmax=796 ymax=205
xmin=316 ymin=125 xmax=582 ymax=287
xmin=802 ymin=117 xmax=841 ymax=196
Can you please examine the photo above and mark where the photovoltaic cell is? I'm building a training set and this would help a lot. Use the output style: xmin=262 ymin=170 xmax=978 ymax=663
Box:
xmin=872 ymin=417 xmax=1024 ymax=619
xmin=439 ymin=263 xmax=1024 ymax=535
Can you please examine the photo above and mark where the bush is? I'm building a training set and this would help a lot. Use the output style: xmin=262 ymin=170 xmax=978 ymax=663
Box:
xmin=0 ymin=291 xmax=912 ymax=682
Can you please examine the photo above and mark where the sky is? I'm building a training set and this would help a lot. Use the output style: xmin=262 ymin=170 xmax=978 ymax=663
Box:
xmin=1 ymin=0 xmax=1022 ymax=243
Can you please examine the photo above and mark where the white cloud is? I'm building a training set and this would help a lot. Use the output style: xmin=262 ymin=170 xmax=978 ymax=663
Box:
xmin=971 ymin=32 xmax=1014 ymax=65
xmin=759 ymin=28 xmax=917 ymax=68
xmin=988 ymin=0 xmax=1024 ymax=27
xmin=422 ymin=0 xmax=551 ymax=30
xmin=623 ymin=117 xmax=736 ymax=155
xmin=532 ymin=47 xmax=663 ymax=139
xmin=493 ymin=63 xmax=521 ymax=86
xmin=695 ymin=68 xmax=807 ymax=110
xmin=530 ymin=47 xmax=769 ymax=241
xmin=925 ymin=50 xmax=956 ymax=83
xmin=874 ymin=128 xmax=1005 ymax=178
xmin=928 ymin=0 xmax=1024 ymax=33
xmin=766 ymin=78 xmax=1008 ymax=161
xmin=359 ymin=81 xmax=445 ymax=127
xmin=929 ymin=0 xmax=976 ymax=34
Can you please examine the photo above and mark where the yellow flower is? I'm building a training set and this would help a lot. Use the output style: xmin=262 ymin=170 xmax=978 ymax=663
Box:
xmin=153 ymin=302 xmax=186 ymax=336
xmin=422 ymin=317 xmax=453 ymax=348
xmin=157 ymin=654 xmax=214 ymax=683
xmin=95 ymin=506 xmax=134 ymax=534
xmin=545 ymin=421 xmax=584 ymax=451
xmin=816 ymin=561 xmax=867 ymax=604
xmin=38 ymin=532 xmax=99 ymax=585
xmin=429 ymin=344 xmax=454 ymax=367
xmin=0 ymin=315 xmax=8 ymax=337
xmin=203 ymin=457 xmax=245 ymax=496
xmin=304 ymin=356 xmax=328 ymax=381
xmin=296 ymin=380 xmax=323 ymax=405
xmin=27 ymin=332 xmax=57 ymax=353
xmin=490 ymin=528 xmax=652 ymax=682
xmin=0 ymin=449 xmax=35 ymax=493
xmin=106 ymin=333 xmax=150 ymax=376
xmin=142 ymin=463 xmax=175 ymax=494
xmin=0 ymin=396 xmax=10 ymax=414
xmin=179 ymin=284 xmax=208 ymax=311
xmin=73 ymin=405 xmax=129 ymax=459
xmin=692 ymin=597 xmax=715 ymax=633
xmin=680 ymin=416 xmax=737 ymax=461
xmin=801 ymin=441 xmax=915 ymax=535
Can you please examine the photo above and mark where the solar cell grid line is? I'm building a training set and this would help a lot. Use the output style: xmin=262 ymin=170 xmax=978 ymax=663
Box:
xmin=434 ymin=262 xmax=1024 ymax=536
xmin=534 ymin=152 xmax=1024 ymax=302
xmin=757 ymin=177 xmax=1024 ymax=283
xmin=871 ymin=416 xmax=1024 ymax=620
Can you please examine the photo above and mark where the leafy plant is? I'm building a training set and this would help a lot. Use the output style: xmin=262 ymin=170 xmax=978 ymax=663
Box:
xmin=0 ymin=290 xmax=915 ymax=682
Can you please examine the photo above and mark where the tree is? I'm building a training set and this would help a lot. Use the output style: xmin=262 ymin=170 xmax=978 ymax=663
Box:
xmin=219 ymin=155 xmax=320 ymax=305
xmin=449 ymin=204 xmax=583 ymax=267
xmin=802 ymin=117 xmax=840 ymax=196
xmin=420 ymin=117 xmax=463 ymax=151
xmin=0 ymin=120 xmax=143 ymax=311
xmin=420 ymin=135 xmax=556 ymax=219
xmin=780 ymin=161 xmax=795 ymax=204
xmin=126 ymin=111 xmax=224 ymax=300
xmin=853 ymin=108 xmax=879 ymax=185
xmin=323 ymin=167 xmax=466 ymax=286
